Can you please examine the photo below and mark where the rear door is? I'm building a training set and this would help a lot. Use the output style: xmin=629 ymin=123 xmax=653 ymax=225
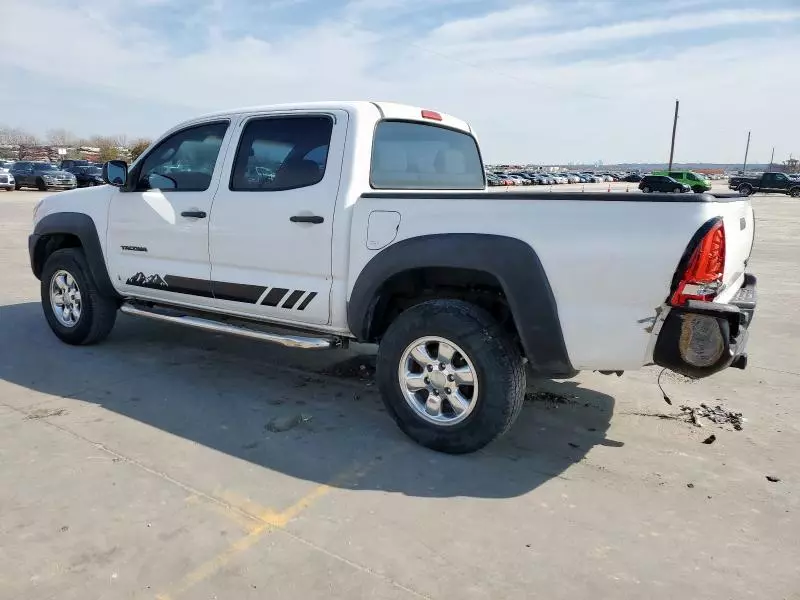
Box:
xmin=208 ymin=110 xmax=348 ymax=326
xmin=106 ymin=120 xmax=234 ymax=307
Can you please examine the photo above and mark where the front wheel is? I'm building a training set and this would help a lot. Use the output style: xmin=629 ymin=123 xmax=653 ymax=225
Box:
xmin=789 ymin=187 xmax=800 ymax=198
xmin=641 ymin=186 xmax=650 ymax=193
xmin=673 ymin=187 xmax=681 ymax=193
xmin=41 ymin=248 xmax=118 ymax=345
xmin=377 ymin=299 xmax=526 ymax=454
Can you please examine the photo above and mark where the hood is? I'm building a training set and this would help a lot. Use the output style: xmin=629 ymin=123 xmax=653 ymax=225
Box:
xmin=37 ymin=169 xmax=73 ymax=178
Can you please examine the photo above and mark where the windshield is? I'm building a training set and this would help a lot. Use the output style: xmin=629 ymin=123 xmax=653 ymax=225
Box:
xmin=35 ymin=163 xmax=58 ymax=171
xmin=82 ymin=166 xmax=102 ymax=174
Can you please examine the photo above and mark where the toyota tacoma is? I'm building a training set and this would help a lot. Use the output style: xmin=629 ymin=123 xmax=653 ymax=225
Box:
xmin=29 ymin=101 xmax=757 ymax=453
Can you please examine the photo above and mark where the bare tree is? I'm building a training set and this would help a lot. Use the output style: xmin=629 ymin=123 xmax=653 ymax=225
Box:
xmin=88 ymin=136 xmax=124 ymax=162
xmin=0 ymin=125 xmax=39 ymax=146
xmin=129 ymin=138 xmax=152 ymax=162
xmin=46 ymin=128 xmax=78 ymax=147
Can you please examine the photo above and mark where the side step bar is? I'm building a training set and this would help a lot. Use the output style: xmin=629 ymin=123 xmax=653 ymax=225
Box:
xmin=120 ymin=303 xmax=335 ymax=350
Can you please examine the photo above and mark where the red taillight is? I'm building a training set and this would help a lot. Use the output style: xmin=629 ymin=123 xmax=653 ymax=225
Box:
xmin=421 ymin=109 xmax=442 ymax=121
xmin=670 ymin=220 xmax=726 ymax=306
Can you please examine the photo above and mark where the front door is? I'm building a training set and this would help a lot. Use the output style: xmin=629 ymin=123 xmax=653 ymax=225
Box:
xmin=106 ymin=120 xmax=234 ymax=307
xmin=208 ymin=111 xmax=348 ymax=326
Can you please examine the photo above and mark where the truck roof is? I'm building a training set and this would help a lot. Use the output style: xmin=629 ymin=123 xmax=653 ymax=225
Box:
xmin=185 ymin=101 xmax=472 ymax=134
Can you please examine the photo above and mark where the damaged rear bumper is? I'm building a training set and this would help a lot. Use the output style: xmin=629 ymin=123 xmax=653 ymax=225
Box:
xmin=654 ymin=274 xmax=756 ymax=378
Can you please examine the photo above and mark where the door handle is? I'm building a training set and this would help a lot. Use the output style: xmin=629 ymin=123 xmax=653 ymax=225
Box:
xmin=181 ymin=210 xmax=207 ymax=218
xmin=290 ymin=215 xmax=324 ymax=224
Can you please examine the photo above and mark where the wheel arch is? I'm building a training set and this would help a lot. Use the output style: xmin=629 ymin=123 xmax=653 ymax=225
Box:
xmin=347 ymin=233 xmax=576 ymax=377
xmin=30 ymin=212 xmax=120 ymax=299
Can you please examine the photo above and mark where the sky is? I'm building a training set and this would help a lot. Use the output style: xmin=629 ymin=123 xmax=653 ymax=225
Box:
xmin=1 ymin=0 xmax=798 ymax=164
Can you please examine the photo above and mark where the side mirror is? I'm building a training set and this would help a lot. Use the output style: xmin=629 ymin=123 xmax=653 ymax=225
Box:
xmin=102 ymin=160 xmax=128 ymax=187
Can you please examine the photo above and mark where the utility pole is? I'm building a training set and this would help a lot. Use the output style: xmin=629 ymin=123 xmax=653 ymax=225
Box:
xmin=668 ymin=99 xmax=679 ymax=171
xmin=742 ymin=131 xmax=751 ymax=174
xmin=767 ymin=147 xmax=775 ymax=172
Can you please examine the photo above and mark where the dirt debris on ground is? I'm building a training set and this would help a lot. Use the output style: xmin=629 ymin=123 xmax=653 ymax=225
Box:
xmin=681 ymin=403 xmax=744 ymax=430
xmin=24 ymin=408 xmax=68 ymax=420
xmin=264 ymin=414 xmax=312 ymax=433
xmin=525 ymin=390 xmax=578 ymax=408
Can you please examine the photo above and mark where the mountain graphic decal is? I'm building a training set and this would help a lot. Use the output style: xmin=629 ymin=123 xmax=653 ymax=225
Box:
xmin=126 ymin=272 xmax=168 ymax=289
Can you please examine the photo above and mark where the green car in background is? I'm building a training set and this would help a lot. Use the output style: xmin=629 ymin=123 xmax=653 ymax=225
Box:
xmin=651 ymin=170 xmax=711 ymax=193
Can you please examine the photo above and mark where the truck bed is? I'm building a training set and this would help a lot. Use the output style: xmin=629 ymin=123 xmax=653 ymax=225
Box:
xmin=351 ymin=190 xmax=754 ymax=371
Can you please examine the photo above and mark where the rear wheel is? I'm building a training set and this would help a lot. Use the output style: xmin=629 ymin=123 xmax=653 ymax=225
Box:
xmin=377 ymin=299 xmax=526 ymax=454
xmin=40 ymin=248 xmax=117 ymax=345
xmin=738 ymin=184 xmax=753 ymax=196
xmin=37 ymin=178 xmax=48 ymax=192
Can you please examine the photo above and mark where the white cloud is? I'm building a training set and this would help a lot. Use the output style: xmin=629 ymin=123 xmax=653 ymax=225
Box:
xmin=1 ymin=0 xmax=798 ymax=163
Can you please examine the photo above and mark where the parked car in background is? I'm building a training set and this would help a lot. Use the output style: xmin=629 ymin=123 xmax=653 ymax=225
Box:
xmin=729 ymin=172 xmax=800 ymax=197
xmin=639 ymin=175 xmax=690 ymax=193
xmin=508 ymin=174 xmax=532 ymax=186
xmin=59 ymin=159 xmax=92 ymax=171
xmin=0 ymin=162 xmax=15 ymax=190
xmin=652 ymin=170 xmax=711 ymax=193
xmin=10 ymin=161 xmax=77 ymax=191
xmin=65 ymin=165 xmax=105 ymax=187
xmin=623 ymin=173 xmax=643 ymax=182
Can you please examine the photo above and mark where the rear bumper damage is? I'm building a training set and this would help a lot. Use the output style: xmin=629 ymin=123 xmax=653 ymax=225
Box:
xmin=654 ymin=274 xmax=756 ymax=378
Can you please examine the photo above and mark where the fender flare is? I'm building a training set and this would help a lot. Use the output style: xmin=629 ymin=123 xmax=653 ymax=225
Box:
xmin=29 ymin=212 xmax=120 ymax=299
xmin=347 ymin=233 xmax=575 ymax=377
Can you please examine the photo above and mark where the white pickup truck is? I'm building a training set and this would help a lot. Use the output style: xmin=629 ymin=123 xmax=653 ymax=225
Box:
xmin=29 ymin=101 xmax=757 ymax=453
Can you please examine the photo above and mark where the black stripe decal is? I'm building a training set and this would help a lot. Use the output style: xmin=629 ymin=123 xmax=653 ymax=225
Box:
xmin=261 ymin=287 xmax=290 ymax=307
xmin=126 ymin=274 xmax=315 ymax=309
xmin=213 ymin=281 xmax=266 ymax=303
xmin=162 ymin=275 xmax=214 ymax=298
xmin=281 ymin=289 xmax=306 ymax=309
xmin=296 ymin=292 xmax=317 ymax=311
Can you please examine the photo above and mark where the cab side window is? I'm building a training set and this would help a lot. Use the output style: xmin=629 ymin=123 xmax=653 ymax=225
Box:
xmin=229 ymin=116 xmax=333 ymax=192
xmin=137 ymin=121 xmax=228 ymax=192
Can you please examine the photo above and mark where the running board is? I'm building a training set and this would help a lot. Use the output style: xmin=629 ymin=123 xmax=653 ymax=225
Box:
xmin=120 ymin=303 xmax=335 ymax=349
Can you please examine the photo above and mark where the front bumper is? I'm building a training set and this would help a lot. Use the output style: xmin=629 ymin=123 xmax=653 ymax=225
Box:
xmin=654 ymin=274 xmax=756 ymax=378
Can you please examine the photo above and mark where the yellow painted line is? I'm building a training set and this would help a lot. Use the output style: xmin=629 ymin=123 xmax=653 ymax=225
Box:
xmin=156 ymin=457 xmax=384 ymax=600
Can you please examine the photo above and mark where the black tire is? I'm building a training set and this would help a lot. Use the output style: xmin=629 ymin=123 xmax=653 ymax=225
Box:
xmin=790 ymin=187 xmax=800 ymax=198
xmin=14 ymin=182 xmax=21 ymax=190
xmin=673 ymin=187 xmax=681 ymax=193
xmin=40 ymin=248 xmax=117 ymax=345
xmin=692 ymin=186 xmax=705 ymax=194
xmin=377 ymin=299 xmax=526 ymax=454
xmin=642 ymin=186 xmax=650 ymax=193
xmin=37 ymin=177 xmax=48 ymax=192
xmin=738 ymin=184 xmax=753 ymax=197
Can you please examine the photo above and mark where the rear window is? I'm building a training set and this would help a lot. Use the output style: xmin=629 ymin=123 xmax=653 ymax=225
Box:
xmin=370 ymin=121 xmax=484 ymax=190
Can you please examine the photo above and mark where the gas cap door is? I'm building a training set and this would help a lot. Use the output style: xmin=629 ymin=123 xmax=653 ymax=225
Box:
xmin=366 ymin=210 xmax=401 ymax=250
